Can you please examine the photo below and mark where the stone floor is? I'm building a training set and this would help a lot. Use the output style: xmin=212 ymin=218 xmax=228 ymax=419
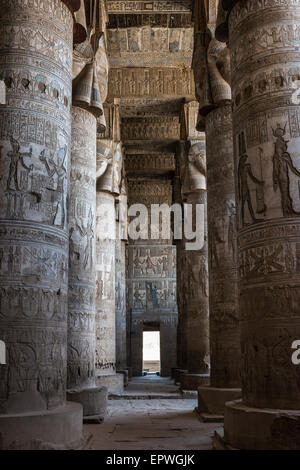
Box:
xmin=84 ymin=376 xmax=219 ymax=450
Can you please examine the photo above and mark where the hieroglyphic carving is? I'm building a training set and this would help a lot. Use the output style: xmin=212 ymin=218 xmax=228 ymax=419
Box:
xmin=115 ymin=238 xmax=127 ymax=370
xmin=121 ymin=117 xmax=180 ymax=141
xmin=95 ymin=192 xmax=116 ymax=374
xmin=178 ymin=138 xmax=210 ymax=375
xmin=125 ymin=154 xmax=175 ymax=173
xmin=227 ymin=0 xmax=300 ymax=411
xmin=0 ymin=0 xmax=72 ymax=412
xmin=67 ymin=106 xmax=96 ymax=390
xmin=126 ymin=174 xmax=177 ymax=376
xmin=206 ymin=104 xmax=240 ymax=388
xmin=107 ymin=27 xmax=193 ymax=68
xmin=107 ymin=67 xmax=194 ymax=100
xmin=106 ymin=1 xmax=192 ymax=13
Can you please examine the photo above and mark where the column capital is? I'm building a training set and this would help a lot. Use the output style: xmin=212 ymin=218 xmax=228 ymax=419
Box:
xmin=192 ymin=16 xmax=231 ymax=117
xmin=73 ymin=61 xmax=104 ymax=118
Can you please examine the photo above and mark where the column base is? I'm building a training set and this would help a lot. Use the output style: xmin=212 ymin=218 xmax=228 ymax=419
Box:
xmin=180 ymin=373 xmax=210 ymax=391
xmin=212 ymin=427 xmax=237 ymax=450
xmin=117 ymin=369 xmax=129 ymax=387
xmin=96 ymin=373 xmax=124 ymax=393
xmin=67 ymin=386 xmax=107 ymax=420
xmin=0 ymin=402 xmax=83 ymax=450
xmin=197 ymin=386 xmax=242 ymax=415
xmin=173 ymin=369 xmax=188 ymax=384
xmin=223 ymin=399 xmax=300 ymax=450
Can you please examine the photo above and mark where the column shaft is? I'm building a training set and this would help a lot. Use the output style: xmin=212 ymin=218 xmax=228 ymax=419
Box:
xmin=229 ymin=0 xmax=300 ymax=410
xmin=0 ymin=0 xmax=83 ymax=449
xmin=206 ymin=104 xmax=240 ymax=389
xmin=217 ymin=0 xmax=300 ymax=450
xmin=95 ymin=191 xmax=116 ymax=374
xmin=68 ymin=106 xmax=96 ymax=389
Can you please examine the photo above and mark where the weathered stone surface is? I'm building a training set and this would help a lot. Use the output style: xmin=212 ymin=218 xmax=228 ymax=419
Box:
xmin=0 ymin=0 xmax=84 ymax=448
xmin=206 ymin=105 xmax=240 ymax=389
xmin=197 ymin=386 xmax=241 ymax=415
xmin=178 ymin=137 xmax=210 ymax=379
xmin=126 ymin=177 xmax=178 ymax=377
xmin=0 ymin=0 xmax=72 ymax=411
xmin=115 ymin=238 xmax=127 ymax=371
xmin=68 ymin=106 xmax=97 ymax=392
xmin=229 ymin=0 xmax=300 ymax=411
xmin=95 ymin=191 xmax=116 ymax=376
xmin=220 ymin=0 xmax=300 ymax=450
xmin=67 ymin=387 xmax=107 ymax=418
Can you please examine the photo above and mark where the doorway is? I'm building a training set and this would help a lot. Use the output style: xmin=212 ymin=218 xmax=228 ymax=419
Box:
xmin=143 ymin=330 xmax=160 ymax=375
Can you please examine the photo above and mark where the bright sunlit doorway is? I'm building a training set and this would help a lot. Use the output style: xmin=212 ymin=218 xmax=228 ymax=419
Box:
xmin=143 ymin=330 xmax=160 ymax=375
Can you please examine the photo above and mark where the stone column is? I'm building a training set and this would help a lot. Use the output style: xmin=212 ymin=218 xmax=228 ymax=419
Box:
xmin=216 ymin=0 xmax=300 ymax=449
xmin=115 ymin=176 xmax=128 ymax=386
xmin=0 ymin=0 xmax=83 ymax=449
xmin=173 ymin=144 xmax=189 ymax=383
xmin=193 ymin=14 xmax=241 ymax=417
xmin=179 ymin=138 xmax=210 ymax=390
xmin=66 ymin=58 xmax=107 ymax=420
xmin=95 ymin=138 xmax=124 ymax=393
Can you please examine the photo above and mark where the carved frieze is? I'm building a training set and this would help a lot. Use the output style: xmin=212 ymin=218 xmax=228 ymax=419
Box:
xmin=121 ymin=117 xmax=180 ymax=141
xmin=107 ymin=67 xmax=195 ymax=100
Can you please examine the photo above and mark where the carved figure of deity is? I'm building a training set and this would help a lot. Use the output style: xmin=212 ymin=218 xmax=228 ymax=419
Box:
xmin=39 ymin=146 xmax=67 ymax=228
xmin=238 ymin=153 xmax=264 ymax=225
xmin=6 ymin=137 xmax=33 ymax=191
xmin=272 ymin=123 xmax=300 ymax=216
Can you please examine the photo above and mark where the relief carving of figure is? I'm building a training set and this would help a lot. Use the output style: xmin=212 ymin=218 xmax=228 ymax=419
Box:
xmin=75 ymin=209 xmax=94 ymax=270
xmin=272 ymin=123 xmax=300 ymax=216
xmin=238 ymin=132 xmax=264 ymax=226
xmin=6 ymin=137 xmax=33 ymax=191
xmin=39 ymin=146 xmax=67 ymax=228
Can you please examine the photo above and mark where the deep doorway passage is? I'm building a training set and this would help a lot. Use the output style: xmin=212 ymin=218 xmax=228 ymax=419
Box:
xmin=84 ymin=377 xmax=219 ymax=450
xmin=143 ymin=331 xmax=160 ymax=375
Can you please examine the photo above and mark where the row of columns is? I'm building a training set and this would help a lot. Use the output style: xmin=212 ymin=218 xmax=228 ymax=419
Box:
xmin=0 ymin=0 xmax=126 ymax=449
xmin=184 ymin=0 xmax=300 ymax=449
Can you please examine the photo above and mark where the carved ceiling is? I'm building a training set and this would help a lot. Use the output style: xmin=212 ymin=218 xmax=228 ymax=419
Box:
xmin=105 ymin=0 xmax=196 ymax=180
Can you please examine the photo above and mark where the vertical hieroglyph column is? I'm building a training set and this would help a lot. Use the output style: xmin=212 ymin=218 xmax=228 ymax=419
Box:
xmin=192 ymin=3 xmax=241 ymax=415
xmin=115 ymin=176 xmax=128 ymax=376
xmin=67 ymin=55 xmax=107 ymax=419
xmin=0 ymin=0 xmax=83 ymax=449
xmin=173 ymin=142 xmax=188 ymax=382
xmin=217 ymin=0 xmax=300 ymax=449
xmin=179 ymin=137 xmax=210 ymax=390
xmin=95 ymin=138 xmax=124 ymax=392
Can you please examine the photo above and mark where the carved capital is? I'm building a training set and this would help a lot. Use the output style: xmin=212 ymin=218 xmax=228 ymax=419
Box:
xmin=96 ymin=140 xmax=123 ymax=195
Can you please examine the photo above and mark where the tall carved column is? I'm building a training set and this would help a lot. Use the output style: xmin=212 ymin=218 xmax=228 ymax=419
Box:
xmin=192 ymin=2 xmax=241 ymax=417
xmin=115 ymin=174 xmax=128 ymax=385
xmin=95 ymin=136 xmax=124 ymax=393
xmin=66 ymin=55 xmax=107 ymax=420
xmin=179 ymin=136 xmax=210 ymax=391
xmin=0 ymin=0 xmax=83 ymax=449
xmin=215 ymin=0 xmax=300 ymax=449
xmin=173 ymin=146 xmax=188 ymax=383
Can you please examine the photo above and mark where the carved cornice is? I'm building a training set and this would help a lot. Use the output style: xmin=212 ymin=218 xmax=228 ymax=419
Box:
xmin=125 ymin=154 xmax=175 ymax=174
xmin=106 ymin=1 xmax=192 ymax=14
